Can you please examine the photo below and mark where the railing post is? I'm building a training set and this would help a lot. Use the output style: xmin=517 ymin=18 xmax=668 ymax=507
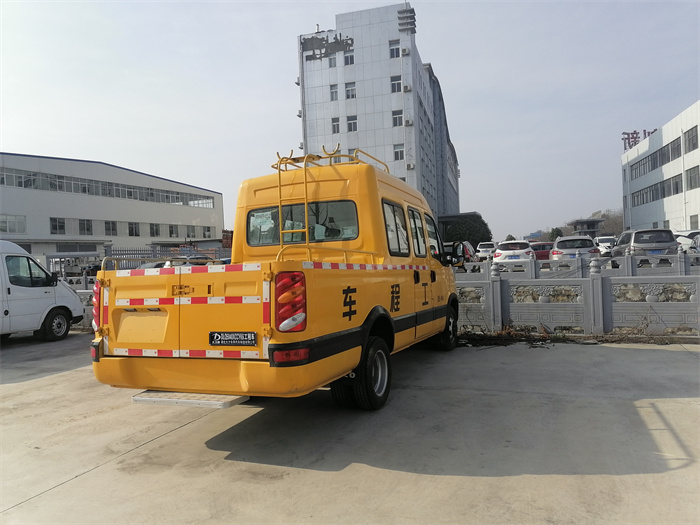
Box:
xmin=589 ymin=258 xmax=604 ymax=335
xmin=489 ymin=262 xmax=503 ymax=332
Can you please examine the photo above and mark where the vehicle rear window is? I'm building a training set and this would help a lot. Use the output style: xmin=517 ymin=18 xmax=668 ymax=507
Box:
xmin=498 ymin=242 xmax=529 ymax=250
xmin=557 ymin=239 xmax=594 ymax=249
xmin=247 ymin=200 xmax=358 ymax=246
xmin=634 ymin=231 xmax=674 ymax=244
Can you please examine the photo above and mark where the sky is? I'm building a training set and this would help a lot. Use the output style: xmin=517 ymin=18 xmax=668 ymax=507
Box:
xmin=1 ymin=0 xmax=698 ymax=241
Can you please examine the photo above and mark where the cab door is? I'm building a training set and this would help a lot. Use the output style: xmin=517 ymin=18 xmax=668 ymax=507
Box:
xmin=425 ymin=214 xmax=451 ymax=334
xmin=4 ymin=255 xmax=55 ymax=332
xmin=407 ymin=208 xmax=433 ymax=339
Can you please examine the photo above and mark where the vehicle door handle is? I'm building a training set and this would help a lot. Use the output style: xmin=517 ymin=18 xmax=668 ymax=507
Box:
xmin=431 ymin=270 xmax=436 ymax=282
xmin=414 ymin=270 xmax=420 ymax=284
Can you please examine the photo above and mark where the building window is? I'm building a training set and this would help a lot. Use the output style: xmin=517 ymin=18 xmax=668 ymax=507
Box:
xmin=332 ymin=117 xmax=340 ymax=134
xmin=169 ymin=224 xmax=179 ymax=238
xmin=347 ymin=115 xmax=357 ymax=132
xmin=128 ymin=222 xmax=140 ymax=237
xmin=345 ymin=82 xmax=356 ymax=99
xmin=663 ymin=220 xmax=670 ymax=228
xmin=79 ymin=219 xmax=93 ymax=236
xmin=330 ymin=84 xmax=338 ymax=101
xmin=0 ymin=214 xmax=26 ymax=234
xmin=187 ymin=225 xmax=196 ymax=238
xmin=104 ymin=221 xmax=117 ymax=236
xmin=691 ymin=214 xmax=699 ymax=229
xmin=150 ymin=223 xmax=161 ymax=237
xmin=344 ymin=50 xmax=354 ymax=65
xmin=203 ymin=226 xmax=212 ymax=239
xmin=392 ymin=110 xmax=403 ymax=127
xmin=328 ymin=53 xmax=336 ymax=68
xmin=394 ymin=144 xmax=405 ymax=161
xmin=684 ymin=126 xmax=698 ymax=153
xmin=389 ymin=40 xmax=400 ymax=59
xmin=686 ymin=166 xmax=699 ymax=191
xmin=673 ymin=174 xmax=683 ymax=195
xmin=50 ymin=217 xmax=66 ymax=235
xmin=391 ymin=75 xmax=402 ymax=93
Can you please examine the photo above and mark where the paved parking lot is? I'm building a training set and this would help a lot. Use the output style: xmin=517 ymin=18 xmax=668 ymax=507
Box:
xmin=1 ymin=331 xmax=698 ymax=524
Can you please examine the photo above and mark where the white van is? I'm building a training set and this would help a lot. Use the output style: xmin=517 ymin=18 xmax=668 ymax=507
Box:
xmin=1 ymin=241 xmax=84 ymax=341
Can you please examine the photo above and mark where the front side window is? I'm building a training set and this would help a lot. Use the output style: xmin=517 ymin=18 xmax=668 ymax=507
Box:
xmin=408 ymin=208 xmax=426 ymax=257
xmin=425 ymin=214 xmax=443 ymax=261
xmin=247 ymin=200 xmax=359 ymax=246
xmin=383 ymin=201 xmax=410 ymax=257
xmin=6 ymin=255 xmax=52 ymax=287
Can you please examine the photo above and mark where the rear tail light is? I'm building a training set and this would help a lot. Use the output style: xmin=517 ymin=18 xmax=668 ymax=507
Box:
xmin=551 ymin=250 xmax=563 ymax=255
xmin=493 ymin=252 xmax=502 ymax=258
xmin=273 ymin=347 xmax=310 ymax=363
xmin=275 ymin=272 xmax=307 ymax=332
xmin=91 ymin=280 xmax=101 ymax=331
xmin=589 ymin=248 xmax=600 ymax=254
xmin=525 ymin=251 xmax=532 ymax=256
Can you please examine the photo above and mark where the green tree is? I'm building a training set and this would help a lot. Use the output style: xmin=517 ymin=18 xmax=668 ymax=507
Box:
xmin=445 ymin=215 xmax=493 ymax=247
xmin=504 ymin=234 xmax=515 ymax=241
xmin=548 ymin=227 xmax=563 ymax=241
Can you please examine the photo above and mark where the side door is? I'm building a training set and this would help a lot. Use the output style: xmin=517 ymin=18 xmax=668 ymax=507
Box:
xmin=425 ymin=214 xmax=450 ymax=334
xmin=4 ymin=255 xmax=56 ymax=332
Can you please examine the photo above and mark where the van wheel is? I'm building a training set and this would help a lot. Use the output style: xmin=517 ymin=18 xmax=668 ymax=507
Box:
xmin=353 ymin=336 xmax=391 ymax=410
xmin=330 ymin=379 xmax=357 ymax=408
xmin=43 ymin=309 xmax=70 ymax=341
xmin=436 ymin=306 xmax=458 ymax=352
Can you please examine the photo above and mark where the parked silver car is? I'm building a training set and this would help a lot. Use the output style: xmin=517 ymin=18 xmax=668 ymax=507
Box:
xmin=611 ymin=229 xmax=678 ymax=258
xmin=550 ymin=236 xmax=600 ymax=260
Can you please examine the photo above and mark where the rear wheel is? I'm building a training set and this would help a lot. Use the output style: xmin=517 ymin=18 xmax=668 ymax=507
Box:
xmin=353 ymin=336 xmax=391 ymax=410
xmin=436 ymin=306 xmax=458 ymax=352
xmin=43 ymin=309 xmax=70 ymax=341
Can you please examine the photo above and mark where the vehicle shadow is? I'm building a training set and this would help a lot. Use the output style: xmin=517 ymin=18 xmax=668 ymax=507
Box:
xmin=0 ymin=331 xmax=93 ymax=384
xmin=206 ymin=343 xmax=699 ymax=477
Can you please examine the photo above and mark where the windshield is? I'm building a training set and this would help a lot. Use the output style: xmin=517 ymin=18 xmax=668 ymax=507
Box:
xmin=634 ymin=230 xmax=675 ymax=244
xmin=597 ymin=237 xmax=615 ymax=243
xmin=557 ymin=239 xmax=594 ymax=250
xmin=498 ymin=242 xmax=529 ymax=251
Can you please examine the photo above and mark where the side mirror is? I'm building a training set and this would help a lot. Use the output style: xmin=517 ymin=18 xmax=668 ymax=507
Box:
xmin=451 ymin=243 xmax=465 ymax=264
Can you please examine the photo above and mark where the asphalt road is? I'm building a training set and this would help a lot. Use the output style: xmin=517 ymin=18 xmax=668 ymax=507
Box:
xmin=1 ymin=331 xmax=698 ymax=524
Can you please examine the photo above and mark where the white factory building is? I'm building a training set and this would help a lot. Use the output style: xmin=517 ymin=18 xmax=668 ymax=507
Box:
xmin=0 ymin=152 xmax=225 ymax=263
xmin=622 ymin=100 xmax=699 ymax=232
xmin=297 ymin=3 xmax=460 ymax=218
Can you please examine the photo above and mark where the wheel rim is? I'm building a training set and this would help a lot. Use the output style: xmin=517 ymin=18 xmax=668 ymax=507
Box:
xmin=371 ymin=350 xmax=389 ymax=397
xmin=52 ymin=316 xmax=67 ymax=336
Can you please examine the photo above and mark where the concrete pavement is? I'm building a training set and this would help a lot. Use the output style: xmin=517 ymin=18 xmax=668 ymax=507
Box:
xmin=1 ymin=331 xmax=698 ymax=524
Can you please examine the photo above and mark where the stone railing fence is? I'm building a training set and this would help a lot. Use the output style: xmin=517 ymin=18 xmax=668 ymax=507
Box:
xmin=456 ymin=252 xmax=699 ymax=339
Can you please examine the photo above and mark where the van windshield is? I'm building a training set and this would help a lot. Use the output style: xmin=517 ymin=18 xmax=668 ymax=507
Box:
xmin=247 ymin=200 xmax=359 ymax=246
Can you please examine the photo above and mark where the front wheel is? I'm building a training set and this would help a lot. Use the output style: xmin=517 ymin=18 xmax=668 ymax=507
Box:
xmin=43 ymin=309 xmax=70 ymax=341
xmin=353 ymin=336 xmax=391 ymax=410
xmin=436 ymin=306 xmax=458 ymax=351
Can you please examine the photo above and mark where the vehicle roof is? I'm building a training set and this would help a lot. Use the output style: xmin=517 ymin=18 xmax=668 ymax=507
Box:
xmin=0 ymin=240 xmax=29 ymax=255
xmin=555 ymin=235 xmax=594 ymax=241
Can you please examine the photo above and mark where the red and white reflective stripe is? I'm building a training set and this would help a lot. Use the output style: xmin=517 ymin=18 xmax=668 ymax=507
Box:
xmin=115 ymin=263 xmax=261 ymax=278
xmin=107 ymin=348 xmax=261 ymax=359
xmin=262 ymin=280 xmax=271 ymax=324
xmin=115 ymin=296 xmax=260 ymax=306
xmin=301 ymin=261 xmax=429 ymax=271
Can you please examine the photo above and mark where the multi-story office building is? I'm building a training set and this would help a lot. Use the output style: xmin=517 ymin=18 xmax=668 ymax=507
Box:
xmin=297 ymin=3 xmax=460 ymax=217
xmin=0 ymin=152 xmax=224 ymax=260
xmin=621 ymin=100 xmax=699 ymax=231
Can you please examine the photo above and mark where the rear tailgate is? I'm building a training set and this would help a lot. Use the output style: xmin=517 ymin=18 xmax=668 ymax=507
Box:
xmin=102 ymin=263 xmax=271 ymax=360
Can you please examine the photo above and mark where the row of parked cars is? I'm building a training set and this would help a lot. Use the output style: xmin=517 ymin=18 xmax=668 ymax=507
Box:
xmin=450 ymin=228 xmax=699 ymax=269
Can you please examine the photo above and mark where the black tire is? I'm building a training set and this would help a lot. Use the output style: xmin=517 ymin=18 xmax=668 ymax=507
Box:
xmin=43 ymin=309 xmax=70 ymax=341
xmin=330 ymin=379 xmax=357 ymax=408
xmin=353 ymin=336 xmax=391 ymax=410
xmin=436 ymin=306 xmax=458 ymax=352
